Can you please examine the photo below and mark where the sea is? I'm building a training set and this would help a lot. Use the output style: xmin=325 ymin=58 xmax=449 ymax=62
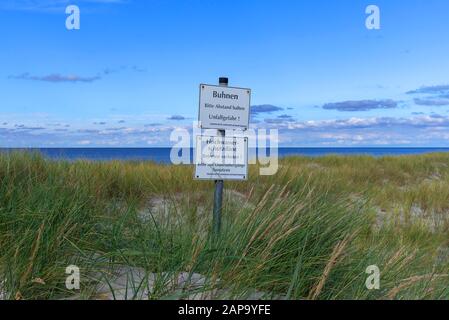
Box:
xmin=1 ymin=148 xmax=449 ymax=164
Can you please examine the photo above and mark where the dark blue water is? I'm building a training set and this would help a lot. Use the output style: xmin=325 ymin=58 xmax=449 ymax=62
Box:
xmin=1 ymin=148 xmax=449 ymax=164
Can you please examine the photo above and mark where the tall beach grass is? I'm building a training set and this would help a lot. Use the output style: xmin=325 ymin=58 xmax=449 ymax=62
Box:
xmin=0 ymin=151 xmax=448 ymax=299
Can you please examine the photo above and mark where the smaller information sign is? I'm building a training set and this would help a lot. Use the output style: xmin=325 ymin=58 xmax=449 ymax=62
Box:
xmin=194 ymin=135 xmax=248 ymax=181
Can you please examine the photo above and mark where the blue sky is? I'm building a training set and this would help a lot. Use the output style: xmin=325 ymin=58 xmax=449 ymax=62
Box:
xmin=1 ymin=0 xmax=449 ymax=147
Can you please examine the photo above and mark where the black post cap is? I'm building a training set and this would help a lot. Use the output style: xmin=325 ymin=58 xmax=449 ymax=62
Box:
xmin=219 ymin=77 xmax=229 ymax=86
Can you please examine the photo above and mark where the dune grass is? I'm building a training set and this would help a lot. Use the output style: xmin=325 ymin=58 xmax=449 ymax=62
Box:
xmin=0 ymin=151 xmax=448 ymax=300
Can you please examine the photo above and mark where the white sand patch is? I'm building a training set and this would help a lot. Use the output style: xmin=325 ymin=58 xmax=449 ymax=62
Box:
xmin=93 ymin=268 xmax=212 ymax=300
xmin=66 ymin=266 xmax=274 ymax=300
xmin=139 ymin=193 xmax=205 ymax=223
xmin=224 ymin=189 xmax=254 ymax=210
xmin=0 ymin=285 xmax=4 ymax=300
xmin=305 ymin=162 xmax=325 ymax=170
xmin=374 ymin=204 xmax=448 ymax=232
xmin=138 ymin=189 xmax=254 ymax=224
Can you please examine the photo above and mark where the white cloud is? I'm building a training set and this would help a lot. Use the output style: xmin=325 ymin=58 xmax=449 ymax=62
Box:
xmin=2 ymin=113 xmax=449 ymax=147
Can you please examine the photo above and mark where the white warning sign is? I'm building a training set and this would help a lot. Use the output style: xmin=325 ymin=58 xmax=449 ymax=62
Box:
xmin=198 ymin=84 xmax=251 ymax=131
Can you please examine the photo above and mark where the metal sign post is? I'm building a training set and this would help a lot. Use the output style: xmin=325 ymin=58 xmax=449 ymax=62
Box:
xmin=195 ymin=77 xmax=250 ymax=236
xmin=212 ymin=77 xmax=228 ymax=235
